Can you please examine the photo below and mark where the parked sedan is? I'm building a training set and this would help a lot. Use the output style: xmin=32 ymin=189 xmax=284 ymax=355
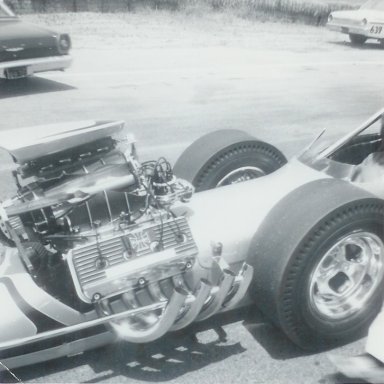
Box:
xmin=0 ymin=0 xmax=71 ymax=79
xmin=327 ymin=0 xmax=384 ymax=46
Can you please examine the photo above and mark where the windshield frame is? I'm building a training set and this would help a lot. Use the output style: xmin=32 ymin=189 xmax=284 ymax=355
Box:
xmin=0 ymin=1 xmax=17 ymax=19
xmin=298 ymin=107 xmax=384 ymax=165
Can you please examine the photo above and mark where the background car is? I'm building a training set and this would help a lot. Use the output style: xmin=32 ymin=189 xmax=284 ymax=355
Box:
xmin=327 ymin=0 xmax=384 ymax=46
xmin=0 ymin=0 xmax=71 ymax=79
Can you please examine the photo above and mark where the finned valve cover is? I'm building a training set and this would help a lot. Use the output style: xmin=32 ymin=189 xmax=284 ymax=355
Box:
xmin=67 ymin=216 xmax=198 ymax=303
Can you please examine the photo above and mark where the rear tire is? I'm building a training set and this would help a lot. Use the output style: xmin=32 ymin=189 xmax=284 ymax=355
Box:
xmin=248 ymin=179 xmax=384 ymax=350
xmin=173 ymin=130 xmax=286 ymax=192
xmin=349 ymin=34 xmax=367 ymax=45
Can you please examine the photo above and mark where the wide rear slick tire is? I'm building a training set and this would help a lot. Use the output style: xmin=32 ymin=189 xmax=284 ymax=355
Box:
xmin=173 ymin=130 xmax=287 ymax=192
xmin=248 ymin=179 xmax=384 ymax=350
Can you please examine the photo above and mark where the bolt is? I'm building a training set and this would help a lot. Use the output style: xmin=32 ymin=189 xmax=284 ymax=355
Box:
xmin=93 ymin=293 xmax=101 ymax=301
xmin=176 ymin=233 xmax=186 ymax=244
xmin=179 ymin=261 xmax=193 ymax=271
xmin=138 ymin=277 xmax=146 ymax=286
xmin=211 ymin=241 xmax=223 ymax=256
xmin=95 ymin=258 xmax=108 ymax=270
xmin=123 ymin=250 xmax=132 ymax=260
xmin=93 ymin=220 xmax=102 ymax=228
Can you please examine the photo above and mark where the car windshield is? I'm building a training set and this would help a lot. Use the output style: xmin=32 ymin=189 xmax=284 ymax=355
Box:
xmin=361 ymin=0 xmax=384 ymax=11
xmin=299 ymin=108 xmax=384 ymax=166
xmin=0 ymin=2 xmax=16 ymax=18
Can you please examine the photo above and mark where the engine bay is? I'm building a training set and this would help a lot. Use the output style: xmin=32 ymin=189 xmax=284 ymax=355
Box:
xmin=0 ymin=122 xmax=195 ymax=309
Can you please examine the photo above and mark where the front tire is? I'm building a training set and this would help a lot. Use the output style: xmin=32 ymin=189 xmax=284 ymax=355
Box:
xmin=249 ymin=179 xmax=384 ymax=349
xmin=173 ymin=130 xmax=287 ymax=192
xmin=349 ymin=34 xmax=367 ymax=45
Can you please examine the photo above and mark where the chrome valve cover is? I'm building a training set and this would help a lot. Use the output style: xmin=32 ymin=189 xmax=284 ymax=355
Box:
xmin=67 ymin=216 xmax=198 ymax=303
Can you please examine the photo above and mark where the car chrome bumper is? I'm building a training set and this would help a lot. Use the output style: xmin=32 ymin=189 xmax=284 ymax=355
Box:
xmin=327 ymin=23 xmax=365 ymax=34
xmin=327 ymin=23 xmax=384 ymax=39
xmin=0 ymin=55 xmax=72 ymax=78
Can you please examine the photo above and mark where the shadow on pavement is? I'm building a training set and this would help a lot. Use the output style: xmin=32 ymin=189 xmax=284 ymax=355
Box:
xmin=10 ymin=333 xmax=244 ymax=383
xmin=243 ymin=307 xmax=366 ymax=361
xmin=328 ymin=40 xmax=383 ymax=50
xmin=83 ymin=335 xmax=246 ymax=383
xmin=243 ymin=320 xmax=309 ymax=360
xmin=9 ymin=306 xmax=315 ymax=383
xmin=321 ymin=373 xmax=368 ymax=384
xmin=0 ymin=76 xmax=75 ymax=99
xmin=10 ymin=307 xmax=251 ymax=383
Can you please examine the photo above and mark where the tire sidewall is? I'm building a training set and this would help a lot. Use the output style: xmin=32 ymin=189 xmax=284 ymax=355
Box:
xmin=196 ymin=143 xmax=285 ymax=190
xmin=349 ymin=34 xmax=367 ymax=45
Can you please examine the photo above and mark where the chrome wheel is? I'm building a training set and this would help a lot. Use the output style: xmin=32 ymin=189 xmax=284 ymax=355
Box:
xmin=309 ymin=231 xmax=384 ymax=321
xmin=216 ymin=166 xmax=265 ymax=187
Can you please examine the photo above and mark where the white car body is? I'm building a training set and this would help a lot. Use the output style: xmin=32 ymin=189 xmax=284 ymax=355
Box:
xmin=327 ymin=0 xmax=384 ymax=44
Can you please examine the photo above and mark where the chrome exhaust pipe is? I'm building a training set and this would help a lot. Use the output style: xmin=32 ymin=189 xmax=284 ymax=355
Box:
xmin=121 ymin=287 xmax=164 ymax=327
xmin=197 ymin=270 xmax=235 ymax=322
xmin=147 ymin=282 xmax=168 ymax=302
xmin=221 ymin=264 xmax=254 ymax=310
xmin=109 ymin=287 xmax=188 ymax=343
xmin=171 ymin=280 xmax=212 ymax=331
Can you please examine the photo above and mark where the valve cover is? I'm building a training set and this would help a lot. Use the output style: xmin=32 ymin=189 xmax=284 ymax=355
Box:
xmin=67 ymin=216 xmax=198 ymax=303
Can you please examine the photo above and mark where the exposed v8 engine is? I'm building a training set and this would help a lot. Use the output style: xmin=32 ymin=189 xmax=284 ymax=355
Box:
xmin=0 ymin=121 xmax=195 ymax=308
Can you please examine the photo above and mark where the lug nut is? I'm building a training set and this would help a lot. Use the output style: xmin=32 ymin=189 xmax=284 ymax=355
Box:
xmin=138 ymin=277 xmax=146 ymax=286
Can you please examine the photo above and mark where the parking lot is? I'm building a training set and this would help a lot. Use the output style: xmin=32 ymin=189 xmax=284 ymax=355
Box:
xmin=1 ymin=9 xmax=384 ymax=384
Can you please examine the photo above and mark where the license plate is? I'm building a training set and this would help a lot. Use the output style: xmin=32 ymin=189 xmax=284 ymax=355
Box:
xmin=370 ymin=25 xmax=383 ymax=34
xmin=4 ymin=66 xmax=28 ymax=79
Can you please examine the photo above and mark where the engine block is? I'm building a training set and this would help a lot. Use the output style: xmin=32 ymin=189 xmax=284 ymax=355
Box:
xmin=66 ymin=216 xmax=198 ymax=303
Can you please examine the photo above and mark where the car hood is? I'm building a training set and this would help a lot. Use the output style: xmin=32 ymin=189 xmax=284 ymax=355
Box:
xmin=0 ymin=20 xmax=59 ymax=61
xmin=0 ymin=19 xmax=58 ymax=40
xmin=331 ymin=9 xmax=384 ymax=23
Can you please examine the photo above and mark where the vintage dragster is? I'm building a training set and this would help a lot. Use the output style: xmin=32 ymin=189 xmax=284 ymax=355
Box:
xmin=1 ymin=108 xmax=384 ymax=370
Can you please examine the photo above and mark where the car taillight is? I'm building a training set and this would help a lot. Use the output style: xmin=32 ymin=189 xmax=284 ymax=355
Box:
xmin=58 ymin=34 xmax=71 ymax=54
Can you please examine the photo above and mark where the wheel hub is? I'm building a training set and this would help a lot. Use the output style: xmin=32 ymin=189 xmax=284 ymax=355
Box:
xmin=309 ymin=231 xmax=384 ymax=320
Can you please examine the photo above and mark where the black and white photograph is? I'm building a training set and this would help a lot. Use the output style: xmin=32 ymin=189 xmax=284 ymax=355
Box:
xmin=1 ymin=0 xmax=384 ymax=383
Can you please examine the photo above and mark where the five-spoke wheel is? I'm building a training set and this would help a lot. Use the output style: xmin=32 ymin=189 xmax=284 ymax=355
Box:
xmin=309 ymin=232 xmax=384 ymax=321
